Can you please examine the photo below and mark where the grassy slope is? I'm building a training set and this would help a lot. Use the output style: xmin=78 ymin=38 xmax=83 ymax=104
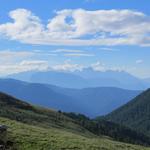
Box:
xmin=0 ymin=92 xmax=91 ymax=136
xmin=1 ymin=92 xmax=150 ymax=149
xmin=0 ymin=117 xmax=149 ymax=150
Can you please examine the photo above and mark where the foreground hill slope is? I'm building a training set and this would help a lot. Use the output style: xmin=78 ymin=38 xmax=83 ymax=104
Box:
xmin=104 ymin=89 xmax=150 ymax=135
xmin=1 ymin=117 xmax=150 ymax=150
xmin=0 ymin=78 xmax=141 ymax=117
xmin=0 ymin=92 xmax=89 ymax=135
xmin=0 ymin=92 xmax=150 ymax=149
xmin=0 ymin=92 xmax=149 ymax=150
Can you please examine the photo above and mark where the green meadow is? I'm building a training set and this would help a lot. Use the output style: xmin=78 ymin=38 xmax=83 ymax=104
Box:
xmin=0 ymin=117 xmax=149 ymax=150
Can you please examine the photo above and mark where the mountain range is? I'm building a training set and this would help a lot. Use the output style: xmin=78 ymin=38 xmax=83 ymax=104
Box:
xmin=7 ymin=68 xmax=150 ymax=90
xmin=0 ymin=78 xmax=141 ymax=117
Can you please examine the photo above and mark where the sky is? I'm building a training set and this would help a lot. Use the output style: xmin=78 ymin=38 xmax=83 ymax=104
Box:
xmin=0 ymin=0 xmax=150 ymax=78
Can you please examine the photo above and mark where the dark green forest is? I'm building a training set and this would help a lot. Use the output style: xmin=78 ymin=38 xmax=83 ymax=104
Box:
xmin=63 ymin=112 xmax=150 ymax=146
xmin=104 ymin=89 xmax=150 ymax=135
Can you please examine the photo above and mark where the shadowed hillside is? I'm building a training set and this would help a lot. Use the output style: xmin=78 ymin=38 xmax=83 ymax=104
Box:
xmin=104 ymin=89 xmax=150 ymax=136
xmin=0 ymin=92 xmax=89 ymax=135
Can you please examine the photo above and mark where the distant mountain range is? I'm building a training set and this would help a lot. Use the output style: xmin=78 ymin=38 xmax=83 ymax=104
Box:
xmin=0 ymin=78 xmax=141 ymax=117
xmin=103 ymin=88 xmax=150 ymax=136
xmin=7 ymin=68 xmax=150 ymax=90
xmin=143 ymin=78 xmax=150 ymax=85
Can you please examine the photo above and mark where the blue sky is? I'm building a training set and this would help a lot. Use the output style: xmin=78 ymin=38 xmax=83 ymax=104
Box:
xmin=0 ymin=0 xmax=150 ymax=78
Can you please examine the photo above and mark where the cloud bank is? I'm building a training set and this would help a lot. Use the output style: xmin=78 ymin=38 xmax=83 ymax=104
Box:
xmin=0 ymin=8 xmax=150 ymax=46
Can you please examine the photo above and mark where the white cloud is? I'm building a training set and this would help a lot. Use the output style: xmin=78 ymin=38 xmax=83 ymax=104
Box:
xmin=51 ymin=60 xmax=83 ymax=71
xmin=20 ymin=60 xmax=48 ymax=66
xmin=136 ymin=59 xmax=143 ymax=64
xmin=0 ymin=60 xmax=49 ymax=76
xmin=99 ymin=47 xmax=119 ymax=51
xmin=0 ymin=50 xmax=34 ymax=63
xmin=51 ymin=61 xmax=124 ymax=72
xmin=64 ymin=53 xmax=94 ymax=57
xmin=0 ymin=50 xmax=33 ymax=58
xmin=0 ymin=9 xmax=150 ymax=46
xmin=91 ymin=61 xmax=128 ymax=72
xmin=52 ymin=49 xmax=83 ymax=53
xmin=0 ymin=50 xmax=49 ymax=75
xmin=91 ymin=61 xmax=107 ymax=71
xmin=0 ymin=58 xmax=143 ymax=77
xmin=0 ymin=9 xmax=44 ymax=42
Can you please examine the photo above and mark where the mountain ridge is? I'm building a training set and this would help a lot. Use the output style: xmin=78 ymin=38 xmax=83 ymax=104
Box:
xmin=7 ymin=68 xmax=150 ymax=90
xmin=0 ymin=78 xmax=141 ymax=117
xmin=103 ymin=88 xmax=150 ymax=136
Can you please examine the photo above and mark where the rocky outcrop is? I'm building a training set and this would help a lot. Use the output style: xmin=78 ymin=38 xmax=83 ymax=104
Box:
xmin=0 ymin=125 xmax=8 ymax=150
xmin=0 ymin=125 xmax=14 ymax=150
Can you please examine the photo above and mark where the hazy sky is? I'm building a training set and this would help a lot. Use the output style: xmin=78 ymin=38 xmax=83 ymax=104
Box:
xmin=0 ymin=0 xmax=150 ymax=78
